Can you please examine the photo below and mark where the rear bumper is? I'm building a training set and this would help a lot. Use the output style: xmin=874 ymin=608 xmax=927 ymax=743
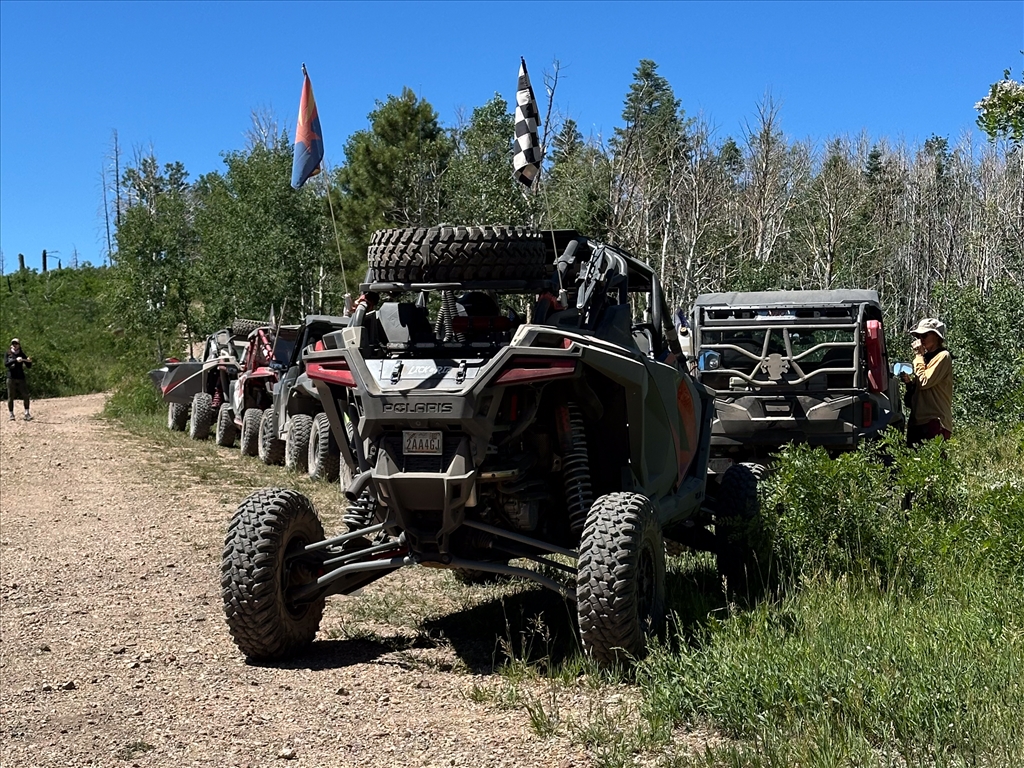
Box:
xmin=371 ymin=434 xmax=477 ymax=556
xmin=711 ymin=391 xmax=895 ymax=450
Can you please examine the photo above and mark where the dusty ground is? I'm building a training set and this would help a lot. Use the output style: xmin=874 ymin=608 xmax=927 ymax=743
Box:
xmin=1 ymin=395 xmax=602 ymax=768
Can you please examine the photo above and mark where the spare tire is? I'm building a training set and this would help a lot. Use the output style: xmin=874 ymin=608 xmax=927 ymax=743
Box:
xmin=366 ymin=225 xmax=548 ymax=283
xmin=231 ymin=318 xmax=265 ymax=337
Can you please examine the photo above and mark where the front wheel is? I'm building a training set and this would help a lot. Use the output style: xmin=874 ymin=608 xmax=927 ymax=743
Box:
xmin=284 ymin=414 xmax=313 ymax=473
xmin=168 ymin=402 xmax=189 ymax=432
xmin=188 ymin=393 xmax=213 ymax=441
xmin=307 ymin=412 xmax=341 ymax=483
xmin=239 ymin=408 xmax=261 ymax=457
xmin=577 ymin=492 xmax=665 ymax=667
xmin=221 ymin=488 xmax=326 ymax=661
xmin=258 ymin=410 xmax=285 ymax=466
xmin=715 ymin=463 xmax=763 ymax=595
xmin=215 ymin=403 xmax=237 ymax=447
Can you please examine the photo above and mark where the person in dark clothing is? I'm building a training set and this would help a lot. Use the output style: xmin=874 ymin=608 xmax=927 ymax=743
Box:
xmin=5 ymin=338 xmax=33 ymax=421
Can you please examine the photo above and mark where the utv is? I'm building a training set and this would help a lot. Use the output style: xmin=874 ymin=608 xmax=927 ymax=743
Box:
xmin=211 ymin=324 xmax=299 ymax=459
xmin=261 ymin=314 xmax=352 ymax=481
xmin=221 ymin=226 xmax=743 ymax=667
xmin=690 ymin=289 xmax=902 ymax=474
xmin=153 ymin=319 xmax=264 ymax=440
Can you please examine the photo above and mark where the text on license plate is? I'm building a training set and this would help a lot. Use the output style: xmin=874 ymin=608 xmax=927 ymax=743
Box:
xmin=403 ymin=430 xmax=443 ymax=455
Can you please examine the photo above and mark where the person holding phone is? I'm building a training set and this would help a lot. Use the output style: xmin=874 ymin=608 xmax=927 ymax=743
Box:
xmin=5 ymin=338 xmax=34 ymax=421
xmin=899 ymin=318 xmax=952 ymax=445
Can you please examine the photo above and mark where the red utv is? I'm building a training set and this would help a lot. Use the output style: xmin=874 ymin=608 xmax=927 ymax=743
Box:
xmin=214 ymin=324 xmax=299 ymax=460
xmin=153 ymin=319 xmax=264 ymax=440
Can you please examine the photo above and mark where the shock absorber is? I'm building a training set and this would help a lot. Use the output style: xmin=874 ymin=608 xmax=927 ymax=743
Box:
xmin=437 ymin=290 xmax=465 ymax=343
xmin=558 ymin=401 xmax=593 ymax=534
xmin=211 ymin=387 xmax=222 ymax=409
xmin=343 ymin=489 xmax=375 ymax=533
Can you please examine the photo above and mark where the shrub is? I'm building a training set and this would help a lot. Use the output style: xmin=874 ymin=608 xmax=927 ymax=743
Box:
xmin=104 ymin=370 xmax=163 ymax=420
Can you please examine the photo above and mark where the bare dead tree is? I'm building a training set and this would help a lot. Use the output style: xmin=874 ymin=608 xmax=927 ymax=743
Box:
xmin=245 ymin=106 xmax=282 ymax=151
xmin=738 ymin=94 xmax=809 ymax=265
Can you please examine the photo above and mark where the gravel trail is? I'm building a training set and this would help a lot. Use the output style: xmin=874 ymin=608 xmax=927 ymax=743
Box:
xmin=1 ymin=395 xmax=590 ymax=767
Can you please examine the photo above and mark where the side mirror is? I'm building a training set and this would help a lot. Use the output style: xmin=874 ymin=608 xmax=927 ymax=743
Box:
xmin=698 ymin=350 xmax=721 ymax=372
xmin=892 ymin=362 xmax=912 ymax=377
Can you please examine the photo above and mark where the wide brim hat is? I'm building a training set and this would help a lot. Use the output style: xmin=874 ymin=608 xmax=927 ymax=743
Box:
xmin=909 ymin=318 xmax=946 ymax=340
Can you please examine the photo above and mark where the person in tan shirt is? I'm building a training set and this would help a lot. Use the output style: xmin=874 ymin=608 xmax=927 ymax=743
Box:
xmin=899 ymin=318 xmax=953 ymax=445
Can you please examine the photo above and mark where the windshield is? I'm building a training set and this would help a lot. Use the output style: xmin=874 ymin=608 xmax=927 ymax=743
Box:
xmin=273 ymin=338 xmax=296 ymax=366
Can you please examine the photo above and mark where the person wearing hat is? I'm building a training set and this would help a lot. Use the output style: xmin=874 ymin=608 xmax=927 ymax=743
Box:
xmin=899 ymin=318 xmax=952 ymax=445
xmin=5 ymin=338 xmax=33 ymax=421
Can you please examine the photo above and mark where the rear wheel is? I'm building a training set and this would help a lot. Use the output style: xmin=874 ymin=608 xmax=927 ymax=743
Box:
xmin=307 ymin=412 xmax=341 ymax=483
xmin=715 ymin=463 xmax=763 ymax=594
xmin=167 ymin=402 xmax=189 ymax=432
xmin=577 ymin=492 xmax=665 ymax=667
xmin=239 ymin=408 xmax=261 ymax=457
xmin=188 ymin=393 xmax=213 ymax=441
xmin=221 ymin=488 xmax=326 ymax=661
xmin=284 ymin=414 xmax=314 ymax=473
xmin=367 ymin=225 xmax=548 ymax=283
xmin=215 ymin=403 xmax=237 ymax=447
xmin=258 ymin=410 xmax=285 ymax=466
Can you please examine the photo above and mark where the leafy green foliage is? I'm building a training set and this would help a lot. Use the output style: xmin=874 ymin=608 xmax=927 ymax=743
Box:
xmin=637 ymin=426 xmax=1024 ymax=765
xmin=543 ymin=119 xmax=613 ymax=235
xmin=104 ymin=369 xmax=163 ymax=419
xmin=0 ymin=265 xmax=122 ymax=397
xmin=111 ymin=157 xmax=198 ymax=358
xmin=932 ymin=279 xmax=1024 ymax=424
xmin=332 ymin=88 xmax=451 ymax=259
xmin=194 ymin=136 xmax=332 ymax=322
xmin=975 ymin=69 xmax=1024 ymax=145
xmin=442 ymin=96 xmax=531 ymax=225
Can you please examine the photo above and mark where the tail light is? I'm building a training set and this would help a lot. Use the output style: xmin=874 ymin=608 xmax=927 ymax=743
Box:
xmin=494 ymin=357 xmax=577 ymax=385
xmin=306 ymin=359 xmax=356 ymax=388
xmin=863 ymin=401 xmax=873 ymax=428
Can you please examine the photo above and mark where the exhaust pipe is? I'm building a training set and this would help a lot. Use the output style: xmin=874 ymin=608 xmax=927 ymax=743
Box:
xmin=345 ymin=469 xmax=372 ymax=502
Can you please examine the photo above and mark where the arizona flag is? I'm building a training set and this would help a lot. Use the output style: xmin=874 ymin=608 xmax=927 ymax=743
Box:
xmin=291 ymin=65 xmax=324 ymax=189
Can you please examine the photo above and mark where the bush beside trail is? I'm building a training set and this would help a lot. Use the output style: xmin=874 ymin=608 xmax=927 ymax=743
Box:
xmin=639 ymin=426 xmax=1024 ymax=766
xmin=0 ymin=266 xmax=123 ymax=398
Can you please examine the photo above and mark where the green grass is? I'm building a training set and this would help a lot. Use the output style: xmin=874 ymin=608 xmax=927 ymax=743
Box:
xmin=634 ymin=426 xmax=1024 ymax=767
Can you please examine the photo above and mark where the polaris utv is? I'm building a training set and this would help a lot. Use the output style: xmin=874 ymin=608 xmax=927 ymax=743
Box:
xmin=261 ymin=314 xmax=352 ymax=481
xmin=153 ymin=319 xmax=265 ymax=440
xmin=221 ymin=226 xmax=742 ymax=667
xmin=210 ymin=324 xmax=298 ymax=459
xmin=690 ymin=290 xmax=902 ymax=474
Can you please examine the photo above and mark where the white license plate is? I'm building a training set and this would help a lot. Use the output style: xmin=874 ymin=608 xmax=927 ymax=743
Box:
xmin=403 ymin=430 xmax=443 ymax=455
xmin=709 ymin=458 xmax=734 ymax=475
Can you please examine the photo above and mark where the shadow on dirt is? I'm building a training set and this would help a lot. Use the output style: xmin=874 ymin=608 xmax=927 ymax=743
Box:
xmin=252 ymin=632 xmax=439 ymax=671
xmin=263 ymin=558 xmax=763 ymax=673
xmin=424 ymin=584 xmax=580 ymax=674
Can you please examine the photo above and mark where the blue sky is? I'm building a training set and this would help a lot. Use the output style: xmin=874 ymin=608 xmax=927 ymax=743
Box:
xmin=1 ymin=0 xmax=1020 ymax=273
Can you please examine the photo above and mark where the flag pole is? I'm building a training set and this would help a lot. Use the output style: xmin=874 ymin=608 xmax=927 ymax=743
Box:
xmin=296 ymin=63 xmax=349 ymax=311
xmin=319 ymin=160 xmax=349 ymax=306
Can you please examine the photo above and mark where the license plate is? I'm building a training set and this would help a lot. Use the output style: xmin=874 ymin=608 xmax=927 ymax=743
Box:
xmin=709 ymin=458 xmax=734 ymax=475
xmin=403 ymin=430 xmax=443 ymax=455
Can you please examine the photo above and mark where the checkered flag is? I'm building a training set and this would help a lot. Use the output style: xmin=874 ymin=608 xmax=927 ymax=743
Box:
xmin=513 ymin=57 xmax=543 ymax=187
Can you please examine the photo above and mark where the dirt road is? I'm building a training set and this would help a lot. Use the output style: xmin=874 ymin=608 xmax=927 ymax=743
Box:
xmin=1 ymin=395 xmax=592 ymax=767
